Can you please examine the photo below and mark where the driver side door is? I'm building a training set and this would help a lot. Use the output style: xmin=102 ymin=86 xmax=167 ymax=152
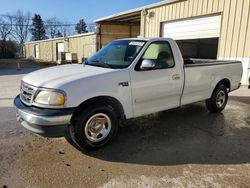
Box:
xmin=129 ymin=40 xmax=183 ymax=117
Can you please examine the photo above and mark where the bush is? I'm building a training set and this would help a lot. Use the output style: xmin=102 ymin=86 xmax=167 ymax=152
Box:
xmin=0 ymin=40 xmax=20 ymax=58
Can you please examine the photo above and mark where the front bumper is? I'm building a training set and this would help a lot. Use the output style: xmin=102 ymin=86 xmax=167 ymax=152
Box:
xmin=14 ymin=95 xmax=75 ymax=137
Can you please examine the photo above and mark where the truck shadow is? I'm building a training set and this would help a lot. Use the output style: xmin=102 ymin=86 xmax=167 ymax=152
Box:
xmin=0 ymin=68 xmax=41 ymax=76
xmin=76 ymin=99 xmax=250 ymax=166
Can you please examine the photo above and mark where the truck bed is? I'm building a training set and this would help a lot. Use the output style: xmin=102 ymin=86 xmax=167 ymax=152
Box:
xmin=181 ymin=58 xmax=242 ymax=106
xmin=184 ymin=58 xmax=241 ymax=67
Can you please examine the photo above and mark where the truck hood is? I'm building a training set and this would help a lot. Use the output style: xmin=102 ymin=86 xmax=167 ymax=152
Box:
xmin=22 ymin=64 xmax=116 ymax=88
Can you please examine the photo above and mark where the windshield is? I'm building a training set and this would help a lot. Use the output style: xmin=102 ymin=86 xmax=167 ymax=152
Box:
xmin=85 ymin=40 xmax=146 ymax=69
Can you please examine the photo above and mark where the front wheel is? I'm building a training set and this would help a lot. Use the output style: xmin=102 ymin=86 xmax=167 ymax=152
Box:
xmin=70 ymin=105 xmax=119 ymax=150
xmin=206 ymin=85 xmax=228 ymax=113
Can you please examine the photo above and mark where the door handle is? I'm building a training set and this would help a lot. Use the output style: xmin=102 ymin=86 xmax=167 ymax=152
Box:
xmin=172 ymin=74 xmax=181 ymax=80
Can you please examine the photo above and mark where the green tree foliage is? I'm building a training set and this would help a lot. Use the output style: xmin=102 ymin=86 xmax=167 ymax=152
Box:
xmin=75 ymin=19 xmax=88 ymax=34
xmin=30 ymin=14 xmax=47 ymax=41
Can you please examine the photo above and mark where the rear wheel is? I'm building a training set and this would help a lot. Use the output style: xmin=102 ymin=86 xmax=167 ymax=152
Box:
xmin=70 ymin=105 xmax=119 ymax=150
xmin=206 ymin=85 xmax=228 ymax=113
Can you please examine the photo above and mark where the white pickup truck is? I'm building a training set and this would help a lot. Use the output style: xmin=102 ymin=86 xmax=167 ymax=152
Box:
xmin=14 ymin=38 xmax=242 ymax=149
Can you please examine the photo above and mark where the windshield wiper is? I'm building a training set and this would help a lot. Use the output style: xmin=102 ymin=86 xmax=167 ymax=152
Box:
xmin=87 ymin=60 xmax=112 ymax=69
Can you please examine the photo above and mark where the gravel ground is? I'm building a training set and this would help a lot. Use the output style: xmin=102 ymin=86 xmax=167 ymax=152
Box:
xmin=0 ymin=67 xmax=250 ymax=188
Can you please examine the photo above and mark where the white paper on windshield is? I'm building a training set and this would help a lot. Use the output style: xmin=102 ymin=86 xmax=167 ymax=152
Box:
xmin=129 ymin=41 xmax=145 ymax=46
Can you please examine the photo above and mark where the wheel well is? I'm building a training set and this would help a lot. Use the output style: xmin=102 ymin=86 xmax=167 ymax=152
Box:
xmin=71 ymin=96 xmax=125 ymax=124
xmin=215 ymin=79 xmax=231 ymax=91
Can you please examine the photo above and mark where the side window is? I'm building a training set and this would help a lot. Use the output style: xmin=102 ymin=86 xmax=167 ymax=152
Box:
xmin=138 ymin=41 xmax=175 ymax=70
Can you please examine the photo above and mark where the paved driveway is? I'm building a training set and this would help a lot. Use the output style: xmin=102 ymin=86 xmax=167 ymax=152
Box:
xmin=0 ymin=68 xmax=250 ymax=188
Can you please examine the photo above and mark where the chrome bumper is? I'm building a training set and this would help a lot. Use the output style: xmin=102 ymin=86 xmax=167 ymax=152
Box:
xmin=15 ymin=107 xmax=72 ymax=126
xmin=14 ymin=95 xmax=74 ymax=137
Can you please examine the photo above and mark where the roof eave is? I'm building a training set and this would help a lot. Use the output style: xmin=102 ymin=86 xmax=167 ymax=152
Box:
xmin=94 ymin=0 xmax=180 ymax=23
xmin=24 ymin=32 xmax=96 ymax=45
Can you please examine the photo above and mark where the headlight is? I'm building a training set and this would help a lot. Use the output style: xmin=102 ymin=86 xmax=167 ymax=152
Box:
xmin=34 ymin=90 xmax=65 ymax=106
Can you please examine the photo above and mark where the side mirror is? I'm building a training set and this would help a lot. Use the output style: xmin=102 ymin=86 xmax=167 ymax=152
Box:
xmin=140 ymin=59 xmax=155 ymax=70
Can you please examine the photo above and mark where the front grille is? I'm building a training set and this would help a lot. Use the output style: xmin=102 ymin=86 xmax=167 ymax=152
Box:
xmin=20 ymin=82 xmax=36 ymax=105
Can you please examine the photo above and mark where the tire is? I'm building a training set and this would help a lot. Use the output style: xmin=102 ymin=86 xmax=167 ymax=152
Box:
xmin=206 ymin=85 xmax=228 ymax=113
xmin=70 ymin=105 xmax=119 ymax=150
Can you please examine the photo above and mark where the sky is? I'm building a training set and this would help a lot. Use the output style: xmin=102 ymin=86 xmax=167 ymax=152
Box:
xmin=0 ymin=0 xmax=160 ymax=24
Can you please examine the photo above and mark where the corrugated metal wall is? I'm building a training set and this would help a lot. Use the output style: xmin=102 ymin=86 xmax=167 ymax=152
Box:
xmin=100 ymin=23 xmax=140 ymax=47
xmin=25 ymin=33 xmax=96 ymax=63
xmin=25 ymin=38 xmax=63 ymax=62
xmin=142 ymin=0 xmax=250 ymax=84
xmin=68 ymin=34 xmax=96 ymax=62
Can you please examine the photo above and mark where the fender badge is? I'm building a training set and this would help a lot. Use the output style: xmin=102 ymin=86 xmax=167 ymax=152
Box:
xmin=118 ymin=82 xmax=129 ymax=87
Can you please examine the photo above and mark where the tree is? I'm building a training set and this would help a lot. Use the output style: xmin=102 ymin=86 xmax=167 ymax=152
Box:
xmin=0 ymin=40 xmax=19 ymax=58
xmin=30 ymin=14 xmax=47 ymax=41
xmin=55 ymin=30 xmax=63 ymax=38
xmin=11 ymin=10 xmax=30 ymax=56
xmin=0 ymin=15 xmax=13 ymax=57
xmin=60 ymin=21 xmax=74 ymax=37
xmin=0 ymin=15 xmax=17 ymax=58
xmin=75 ymin=19 xmax=88 ymax=34
xmin=45 ymin=17 xmax=63 ymax=38
xmin=0 ymin=15 xmax=12 ymax=41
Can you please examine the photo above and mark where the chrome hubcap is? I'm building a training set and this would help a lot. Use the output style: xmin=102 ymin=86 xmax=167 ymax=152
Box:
xmin=216 ymin=91 xmax=226 ymax=108
xmin=84 ymin=113 xmax=111 ymax=142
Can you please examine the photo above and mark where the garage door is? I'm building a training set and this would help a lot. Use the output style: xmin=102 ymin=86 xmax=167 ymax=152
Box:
xmin=162 ymin=15 xmax=222 ymax=40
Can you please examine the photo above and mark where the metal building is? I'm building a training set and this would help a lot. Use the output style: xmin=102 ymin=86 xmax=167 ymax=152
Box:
xmin=24 ymin=0 xmax=250 ymax=84
xmin=24 ymin=32 xmax=97 ymax=63
xmin=95 ymin=0 xmax=250 ymax=84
